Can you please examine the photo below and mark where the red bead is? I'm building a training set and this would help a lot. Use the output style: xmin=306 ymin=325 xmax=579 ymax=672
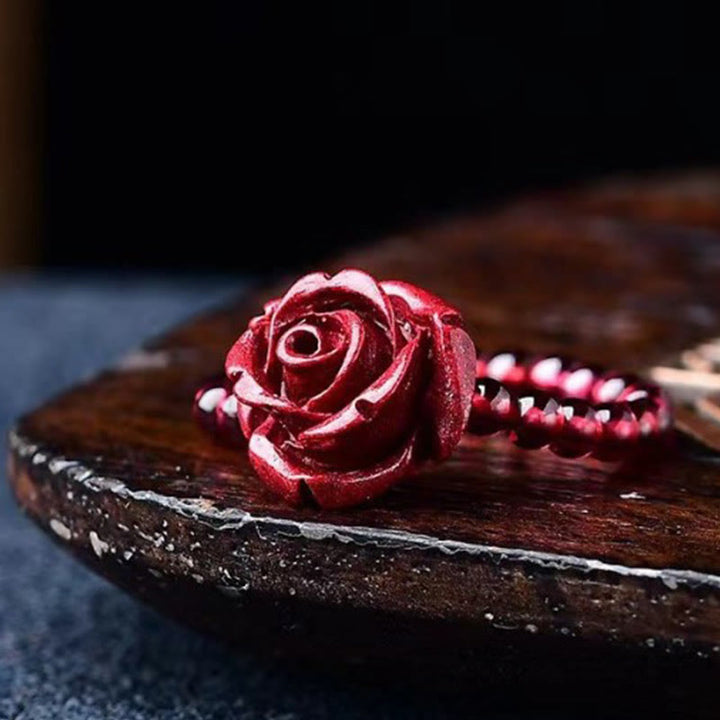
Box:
xmin=193 ymin=377 xmax=245 ymax=447
xmin=558 ymin=364 xmax=600 ymax=400
xmin=590 ymin=373 xmax=640 ymax=404
xmin=513 ymin=393 xmax=563 ymax=450
xmin=526 ymin=355 xmax=568 ymax=393
xmin=628 ymin=389 xmax=672 ymax=437
xmin=469 ymin=378 xmax=519 ymax=435
xmin=480 ymin=351 xmax=528 ymax=387
xmin=655 ymin=396 xmax=673 ymax=433
xmin=193 ymin=381 xmax=228 ymax=435
xmin=592 ymin=402 xmax=639 ymax=460
xmin=550 ymin=399 xmax=599 ymax=458
xmin=215 ymin=394 xmax=244 ymax=446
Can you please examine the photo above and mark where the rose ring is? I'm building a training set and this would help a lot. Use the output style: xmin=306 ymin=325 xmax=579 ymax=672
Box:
xmin=194 ymin=269 xmax=672 ymax=508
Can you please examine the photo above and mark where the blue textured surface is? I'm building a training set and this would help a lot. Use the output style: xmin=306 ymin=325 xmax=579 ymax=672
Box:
xmin=1 ymin=276 xmax=535 ymax=720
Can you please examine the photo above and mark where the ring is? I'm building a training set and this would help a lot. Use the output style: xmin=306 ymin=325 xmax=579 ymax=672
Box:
xmin=194 ymin=270 xmax=672 ymax=508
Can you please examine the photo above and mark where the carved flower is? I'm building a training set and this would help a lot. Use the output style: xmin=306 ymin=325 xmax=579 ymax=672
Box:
xmin=226 ymin=269 xmax=476 ymax=508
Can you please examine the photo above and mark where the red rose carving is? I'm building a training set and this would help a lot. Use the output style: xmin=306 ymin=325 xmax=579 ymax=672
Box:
xmin=225 ymin=269 xmax=476 ymax=508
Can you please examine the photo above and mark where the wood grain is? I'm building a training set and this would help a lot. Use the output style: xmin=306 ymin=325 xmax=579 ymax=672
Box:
xmin=7 ymin=173 xmax=720 ymax=699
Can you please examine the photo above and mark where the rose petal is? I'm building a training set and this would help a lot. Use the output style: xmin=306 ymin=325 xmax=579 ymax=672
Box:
xmin=381 ymin=280 xmax=476 ymax=459
xmin=425 ymin=315 xmax=477 ymax=459
xmin=247 ymin=417 xmax=308 ymax=505
xmin=304 ymin=433 xmax=418 ymax=509
xmin=233 ymin=372 xmax=328 ymax=431
xmin=380 ymin=280 xmax=463 ymax=326
xmin=225 ymin=317 xmax=272 ymax=383
xmin=267 ymin=270 xmax=397 ymax=374
xmin=276 ymin=320 xmax=346 ymax=403
xmin=304 ymin=310 xmax=392 ymax=413
xmin=238 ymin=402 xmax=266 ymax=439
xmin=248 ymin=417 xmax=418 ymax=508
xmin=295 ymin=332 xmax=427 ymax=467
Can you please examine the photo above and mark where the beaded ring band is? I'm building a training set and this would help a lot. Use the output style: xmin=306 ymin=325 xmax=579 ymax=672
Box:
xmin=471 ymin=352 xmax=672 ymax=460
xmin=194 ymin=270 xmax=672 ymax=508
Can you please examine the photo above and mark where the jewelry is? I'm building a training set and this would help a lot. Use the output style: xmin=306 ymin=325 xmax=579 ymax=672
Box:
xmin=195 ymin=270 xmax=673 ymax=508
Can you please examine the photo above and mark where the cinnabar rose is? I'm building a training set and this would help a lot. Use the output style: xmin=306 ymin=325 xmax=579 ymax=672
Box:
xmin=226 ymin=269 xmax=476 ymax=508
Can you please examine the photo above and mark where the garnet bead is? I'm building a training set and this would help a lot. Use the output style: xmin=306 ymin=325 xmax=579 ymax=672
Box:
xmin=215 ymin=394 xmax=244 ymax=446
xmin=193 ymin=378 xmax=243 ymax=447
xmin=592 ymin=402 xmax=639 ymax=460
xmin=590 ymin=373 xmax=641 ymax=404
xmin=513 ymin=393 xmax=563 ymax=450
xmin=193 ymin=381 xmax=228 ymax=435
xmin=628 ymin=390 xmax=672 ymax=437
xmin=526 ymin=356 xmax=568 ymax=393
xmin=478 ymin=351 xmax=528 ymax=387
xmin=558 ymin=364 xmax=600 ymax=400
xmin=469 ymin=378 xmax=519 ymax=435
xmin=550 ymin=399 xmax=598 ymax=457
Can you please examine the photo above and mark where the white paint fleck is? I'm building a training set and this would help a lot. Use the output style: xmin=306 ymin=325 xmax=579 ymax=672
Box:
xmin=50 ymin=519 xmax=72 ymax=541
xmin=620 ymin=491 xmax=646 ymax=500
xmin=525 ymin=624 xmax=538 ymax=633
xmin=646 ymin=638 xmax=656 ymax=648
xmin=135 ymin=529 xmax=156 ymax=544
xmin=89 ymin=530 xmax=109 ymax=558
xmin=123 ymin=549 xmax=135 ymax=561
xmin=192 ymin=574 xmax=205 ymax=583
xmin=49 ymin=458 xmax=79 ymax=474
xmin=484 ymin=613 xmax=494 ymax=621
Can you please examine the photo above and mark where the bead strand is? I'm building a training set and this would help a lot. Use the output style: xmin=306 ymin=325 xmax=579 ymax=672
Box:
xmin=470 ymin=352 xmax=672 ymax=460
xmin=193 ymin=376 xmax=244 ymax=447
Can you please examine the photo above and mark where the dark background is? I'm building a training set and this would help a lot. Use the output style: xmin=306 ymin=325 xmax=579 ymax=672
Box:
xmin=42 ymin=3 xmax=719 ymax=274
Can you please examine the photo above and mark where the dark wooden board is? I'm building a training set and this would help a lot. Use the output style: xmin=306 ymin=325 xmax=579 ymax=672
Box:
xmin=8 ymin=173 xmax=720 ymax=699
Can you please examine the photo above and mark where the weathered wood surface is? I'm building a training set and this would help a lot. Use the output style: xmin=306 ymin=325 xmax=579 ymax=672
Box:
xmin=8 ymin=172 xmax=720 ymax=698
